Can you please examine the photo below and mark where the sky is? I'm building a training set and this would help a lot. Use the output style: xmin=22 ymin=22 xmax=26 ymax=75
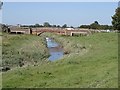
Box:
xmin=2 ymin=2 xmax=118 ymax=27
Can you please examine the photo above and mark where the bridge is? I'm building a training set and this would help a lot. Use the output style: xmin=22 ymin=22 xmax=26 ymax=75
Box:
xmin=31 ymin=28 xmax=91 ymax=36
xmin=9 ymin=27 xmax=30 ymax=34
xmin=9 ymin=27 xmax=92 ymax=36
xmin=31 ymin=28 xmax=65 ymax=35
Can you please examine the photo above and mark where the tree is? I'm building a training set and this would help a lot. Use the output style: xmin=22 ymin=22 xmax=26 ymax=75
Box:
xmin=62 ymin=24 xmax=67 ymax=28
xmin=70 ymin=26 xmax=74 ymax=28
xmin=52 ymin=25 xmax=56 ymax=27
xmin=1 ymin=24 xmax=8 ymax=32
xmin=94 ymin=21 xmax=99 ymax=24
xmin=99 ymin=25 xmax=109 ymax=30
xmin=112 ymin=7 xmax=120 ymax=31
xmin=35 ymin=23 xmax=40 ymax=27
xmin=79 ymin=25 xmax=90 ymax=29
xmin=43 ymin=22 xmax=51 ymax=27
xmin=90 ymin=21 xmax=100 ymax=29
xmin=57 ymin=25 xmax=61 ymax=28
xmin=108 ymin=26 xmax=113 ymax=30
xmin=0 ymin=1 xmax=3 ymax=10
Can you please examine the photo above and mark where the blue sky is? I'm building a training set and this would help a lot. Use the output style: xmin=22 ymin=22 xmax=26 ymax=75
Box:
xmin=2 ymin=2 xmax=118 ymax=27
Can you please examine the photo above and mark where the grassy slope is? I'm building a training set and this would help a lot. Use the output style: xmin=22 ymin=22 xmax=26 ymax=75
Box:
xmin=2 ymin=33 xmax=118 ymax=88
xmin=2 ymin=33 xmax=49 ymax=68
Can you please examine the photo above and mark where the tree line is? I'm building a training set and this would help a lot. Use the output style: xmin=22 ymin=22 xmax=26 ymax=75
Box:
xmin=21 ymin=21 xmax=113 ymax=30
xmin=79 ymin=21 xmax=113 ymax=30
xmin=21 ymin=22 xmax=67 ymax=28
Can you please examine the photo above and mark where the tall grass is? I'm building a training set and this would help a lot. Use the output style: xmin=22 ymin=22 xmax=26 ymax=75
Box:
xmin=2 ymin=33 xmax=49 ymax=68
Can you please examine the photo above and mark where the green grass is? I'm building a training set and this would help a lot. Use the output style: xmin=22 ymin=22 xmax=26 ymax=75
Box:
xmin=2 ymin=32 xmax=118 ymax=88
xmin=2 ymin=33 xmax=49 ymax=68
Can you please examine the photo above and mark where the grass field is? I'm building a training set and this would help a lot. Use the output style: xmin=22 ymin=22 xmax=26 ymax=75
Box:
xmin=2 ymin=33 xmax=49 ymax=68
xmin=2 ymin=32 xmax=118 ymax=88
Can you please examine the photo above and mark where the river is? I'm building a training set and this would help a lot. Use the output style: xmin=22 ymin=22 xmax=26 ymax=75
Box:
xmin=46 ymin=37 xmax=63 ymax=61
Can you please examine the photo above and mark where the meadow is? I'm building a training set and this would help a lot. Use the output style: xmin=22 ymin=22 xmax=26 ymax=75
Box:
xmin=2 ymin=32 xmax=118 ymax=88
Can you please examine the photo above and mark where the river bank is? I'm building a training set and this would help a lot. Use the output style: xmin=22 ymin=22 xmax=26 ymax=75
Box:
xmin=2 ymin=33 xmax=50 ymax=69
xmin=41 ymin=33 xmax=88 ymax=57
xmin=2 ymin=32 xmax=118 ymax=88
